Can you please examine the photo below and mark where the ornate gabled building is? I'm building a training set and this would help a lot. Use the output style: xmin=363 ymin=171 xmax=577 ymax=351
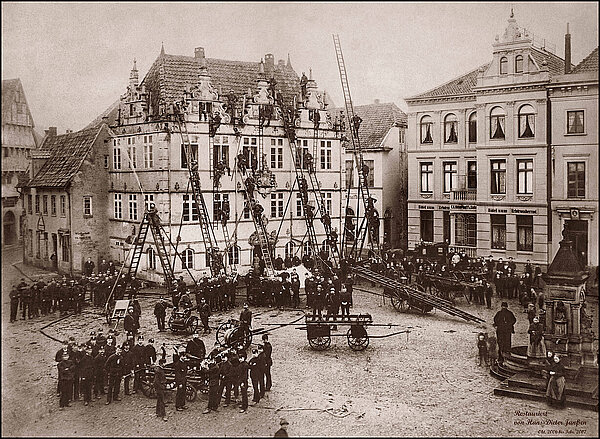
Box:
xmin=548 ymin=44 xmax=598 ymax=267
xmin=106 ymin=47 xmax=344 ymax=281
xmin=2 ymin=78 xmax=38 ymax=247
xmin=405 ymin=12 xmax=575 ymax=268
xmin=329 ymin=101 xmax=408 ymax=250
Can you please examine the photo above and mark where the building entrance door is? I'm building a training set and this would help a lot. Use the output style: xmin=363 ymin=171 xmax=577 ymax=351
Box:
xmin=564 ymin=220 xmax=588 ymax=267
xmin=3 ymin=211 xmax=16 ymax=246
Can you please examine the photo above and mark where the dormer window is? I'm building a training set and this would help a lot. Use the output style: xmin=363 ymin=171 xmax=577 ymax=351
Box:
xmin=444 ymin=114 xmax=458 ymax=143
xmin=490 ymin=107 xmax=506 ymax=140
xmin=500 ymin=57 xmax=508 ymax=75
xmin=518 ymin=104 xmax=535 ymax=138
xmin=420 ymin=115 xmax=433 ymax=144
xmin=515 ymin=55 xmax=524 ymax=73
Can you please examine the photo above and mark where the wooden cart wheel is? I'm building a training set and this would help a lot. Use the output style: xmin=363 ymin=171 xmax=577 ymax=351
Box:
xmin=140 ymin=373 xmax=157 ymax=398
xmin=186 ymin=383 xmax=197 ymax=402
xmin=186 ymin=316 xmax=199 ymax=334
xmin=391 ymin=294 xmax=410 ymax=312
xmin=168 ymin=315 xmax=175 ymax=332
xmin=308 ymin=335 xmax=331 ymax=351
xmin=216 ymin=321 xmax=235 ymax=346
xmin=347 ymin=326 xmax=369 ymax=351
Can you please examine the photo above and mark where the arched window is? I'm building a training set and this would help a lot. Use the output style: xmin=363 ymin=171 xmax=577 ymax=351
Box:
xmin=302 ymin=241 xmax=312 ymax=257
xmin=182 ymin=248 xmax=194 ymax=269
xmin=420 ymin=115 xmax=433 ymax=144
xmin=515 ymin=55 xmax=524 ymax=73
xmin=500 ymin=57 xmax=508 ymax=75
xmin=490 ymin=107 xmax=506 ymax=140
xmin=518 ymin=104 xmax=535 ymax=138
xmin=444 ymin=113 xmax=458 ymax=143
xmin=284 ymin=241 xmax=295 ymax=259
xmin=227 ymin=245 xmax=240 ymax=265
xmin=147 ymin=247 xmax=156 ymax=270
xmin=468 ymin=112 xmax=477 ymax=143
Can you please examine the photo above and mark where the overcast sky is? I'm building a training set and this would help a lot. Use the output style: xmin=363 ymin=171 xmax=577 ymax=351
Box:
xmin=2 ymin=2 xmax=598 ymax=134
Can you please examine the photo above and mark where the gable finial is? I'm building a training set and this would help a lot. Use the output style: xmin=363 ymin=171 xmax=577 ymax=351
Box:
xmin=160 ymin=42 xmax=165 ymax=56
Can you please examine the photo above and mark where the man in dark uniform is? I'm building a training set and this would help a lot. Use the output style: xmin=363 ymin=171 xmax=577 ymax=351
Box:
xmin=20 ymin=283 xmax=31 ymax=320
xmin=249 ymin=348 xmax=264 ymax=405
xmin=203 ymin=357 xmax=221 ymax=414
xmin=291 ymin=269 xmax=300 ymax=308
xmin=124 ymin=306 xmax=140 ymax=340
xmin=186 ymin=332 xmax=206 ymax=367
xmin=237 ymin=350 xmax=250 ymax=413
xmin=154 ymin=297 xmax=168 ymax=332
xmin=493 ymin=302 xmax=517 ymax=365
xmin=154 ymin=358 xmax=168 ymax=421
xmin=239 ymin=303 xmax=252 ymax=340
xmin=9 ymin=286 xmax=20 ymax=323
xmin=79 ymin=347 xmax=95 ymax=406
xmin=104 ymin=346 xmax=124 ymax=404
xmin=84 ymin=257 xmax=95 ymax=276
xmin=262 ymin=334 xmax=273 ymax=391
xmin=131 ymin=335 xmax=146 ymax=394
xmin=144 ymin=338 xmax=157 ymax=366
xmin=58 ymin=352 xmax=74 ymax=409
xmin=93 ymin=346 xmax=106 ymax=399
xmin=198 ymin=298 xmax=211 ymax=334
xmin=121 ymin=343 xmax=136 ymax=396
xmin=174 ymin=352 xmax=188 ymax=411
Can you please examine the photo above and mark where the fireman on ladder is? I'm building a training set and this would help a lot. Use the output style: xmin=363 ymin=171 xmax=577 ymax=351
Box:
xmin=352 ymin=114 xmax=362 ymax=138
xmin=237 ymin=153 xmax=248 ymax=174
xmin=214 ymin=160 xmax=226 ymax=187
xmin=304 ymin=151 xmax=314 ymax=174
xmin=221 ymin=199 xmax=230 ymax=226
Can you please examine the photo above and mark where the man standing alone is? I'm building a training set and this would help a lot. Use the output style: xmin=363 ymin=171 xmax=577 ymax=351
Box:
xmin=493 ymin=301 xmax=516 ymax=365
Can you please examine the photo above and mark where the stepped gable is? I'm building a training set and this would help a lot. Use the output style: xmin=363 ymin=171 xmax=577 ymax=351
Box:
xmin=328 ymin=102 xmax=407 ymax=148
xmin=142 ymin=52 xmax=301 ymax=116
xmin=28 ymin=126 xmax=104 ymax=188
xmin=407 ymin=64 xmax=489 ymax=100
xmin=572 ymin=47 xmax=599 ymax=74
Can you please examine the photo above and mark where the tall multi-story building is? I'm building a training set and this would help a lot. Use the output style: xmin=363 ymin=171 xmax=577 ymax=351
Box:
xmin=106 ymin=47 xmax=344 ymax=282
xmin=2 ymin=78 xmax=38 ymax=247
xmin=406 ymin=12 xmax=575 ymax=268
xmin=330 ymin=101 xmax=407 ymax=251
xmin=548 ymin=45 xmax=598 ymax=267
xmin=21 ymin=124 xmax=113 ymax=273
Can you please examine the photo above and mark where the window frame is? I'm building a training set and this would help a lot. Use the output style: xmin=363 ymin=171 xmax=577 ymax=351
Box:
xmin=83 ymin=195 xmax=93 ymax=217
xmin=490 ymin=107 xmax=506 ymax=140
xmin=517 ymin=159 xmax=534 ymax=194
xmin=420 ymin=115 xmax=434 ymax=144
xmin=181 ymin=143 xmax=199 ymax=169
xmin=144 ymin=143 xmax=154 ymax=169
xmin=490 ymin=159 xmax=507 ymax=194
xmin=518 ymin=104 xmax=535 ymax=139
xmin=113 ymin=147 xmax=121 ymax=170
xmin=490 ymin=214 xmax=506 ymax=250
xmin=60 ymin=195 xmax=66 ymax=217
xmin=128 ymin=194 xmax=138 ymax=221
xmin=468 ymin=112 xmax=477 ymax=143
xmin=181 ymin=248 xmax=194 ymax=269
xmin=516 ymin=215 xmax=533 ymax=252
xmin=444 ymin=113 xmax=458 ymax=144
xmin=182 ymin=194 xmax=199 ymax=222
xmin=227 ymin=245 xmax=240 ymax=265
xmin=28 ymin=194 xmax=33 ymax=214
xmin=455 ymin=213 xmax=477 ymax=247
xmin=147 ymin=247 xmax=156 ymax=270
xmin=144 ymin=194 xmax=155 ymax=212
xmin=420 ymin=210 xmax=434 ymax=243
xmin=114 ymin=193 xmax=123 ymax=220
xmin=499 ymin=56 xmax=508 ymax=75
xmin=467 ymin=160 xmax=477 ymax=190
xmin=420 ymin=162 xmax=434 ymax=193
xmin=566 ymin=110 xmax=585 ymax=135
xmin=567 ymin=161 xmax=586 ymax=198
xmin=214 ymin=135 xmax=230 ymax=170
xmin=515 ymin=55 xmax=524 ymax=73
xmin=270 ymin=192 xmax=284 ymax=218
xmin=319 ymin=140 xmax=332 ymax=170
xmin=443 ymin=161 xmax=457 ymax=193
xmin=270 ymin=138 xmax=284 ymax=169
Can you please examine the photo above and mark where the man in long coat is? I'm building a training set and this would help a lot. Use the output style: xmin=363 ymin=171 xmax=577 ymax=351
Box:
xmin=493 ymin=301 xmax=516 ymax=365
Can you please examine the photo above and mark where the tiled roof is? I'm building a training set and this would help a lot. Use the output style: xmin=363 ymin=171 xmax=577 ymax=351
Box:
xmin=572 ymin=47 xmax=599 ymax=74
xmin=15 ymin=172 xmax=30 ymax=189
xmin=28 ymin=126 xmax=105 ymax=188
xmin=407 ymin=65 xmax=488 ymax=100
xmin=2 ymin=78 xmax=34 ymax=126
xmin=328 ymin=102 xmax=407 ymax=149
xmin=530 ymin=47 xmax=572 ymax=77
xmin=142 ymin=53 xmax=301 ymax=115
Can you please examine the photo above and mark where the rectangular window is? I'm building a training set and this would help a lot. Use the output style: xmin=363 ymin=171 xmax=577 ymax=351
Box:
xmin=491 ymin=214 xmax=506 ymax=250
xmin=60 ymin=234 xmax=70 ymax=262
xmin=567 ymin=110 xmax=584 ymax=134
xmin=420 ymin=210 xmax=434 ymax=243
xmin=182 ymin=194 xmax=199 ymax=222
xmin=296 ymin=193 xmax=304 ymax=217
xmin=144 ymin=143 xmax=153 ymax=168
xmin=144 ymin=194 xmax=155 ymax=211
xmin=243 ymin=205 xmax=250 ymax=220
xmin=83 ymin=196 xmax=92 ymax=217
xmin=127 ymin=146 xmax=137 ymax=168
xmin=36 ymin=231 xmax=41 ymax=258
xmin=399 ymin=128 xmax=405 ymax=144
xmin=270 ymin=192 xmax=284 ymax=218
xmin=467 ymin=161 xmax=477 ymax=190
xmin=455 ymin=213 xmax=477 ymax=247
xmin=324 ymin=192 xmax=332 ymax=215
xmin=114 ymin=193 xmax=122 ymax=219
xmin=420 ymin=162 xmax=433 ymax=193
xmin=490 ymin=159 xmax=506 ymax=194
xmin=345 ymin=160 xmax=354 ymax=189
xmin=364 ymin=160 xmax=375 ymax=188
xmin=128 ymin=194 xmax=138 ymax=220
xmin=113 ymin=147 xmax=121 ymax=170
xmin=214 ymin=135 xmax=230 ymax=170
xmin=243 ymin=137 xmax=258 ymax=169
xmin=60 ymin=195 xmax=66 ymax=217
xmin=270 ymin=138 xmax=284 ymax=169
xmin=35 ymin=194 xmax=40 ymax=213
xmin=42 ymin=195 xmax=48 ymax=215
xmin=443 ymin=161 xmax=457 ymax=193
xmin=213 ymin=193 xmax=229 ymax=221
xmin=320 ymin=140 xmax=332 ymax=170
xmin=27 ymin=194 xmax=32 ymax=214
xmin=104 ymin=155 xmax=109 ymax=169
xmin=443 ymin=210 xmax=450 ymax=243
xmin=295 ymin=139 xmax=310 ymax=170
xmin=567 ymin=162 xmax=585 ymax=198
xmin=181 ymin=143 xmax=199 ymax=169
xmin=517 ymin=159 xmax=533 ymax=194
xmin=51 ymin=195 xmax=56 ymax=216
xmin=468 ymin=117 xmax=477 ymax=143
xmin=517 ymin=215 xmax=533 ymax=252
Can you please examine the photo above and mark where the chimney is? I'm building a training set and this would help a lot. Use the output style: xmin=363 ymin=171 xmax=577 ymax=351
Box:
xmin=374 ymin=99 xmax=380 ymax=104
xmin=66 ymin=129 xmax=73 ymax=134
xmin=195 ymin=47 xmax=205 ymax=59
xmin=46 ymin=126 xmax=57 ymax=137
xmin=277 ymin=59 xmax=285 ymax=70
xmin=564 ymin=23 xmax=571 ymax=74
xmin=264 ymin=53 xmax=275 ymax=75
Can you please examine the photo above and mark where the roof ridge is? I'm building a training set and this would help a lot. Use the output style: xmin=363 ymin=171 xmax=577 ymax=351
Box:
xmin=572 ymin=46 xmax=599 ymax=73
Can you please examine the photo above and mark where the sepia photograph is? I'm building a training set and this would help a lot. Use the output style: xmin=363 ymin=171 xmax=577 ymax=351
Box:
xmin=1 ymin=1 xmax=598 ymax=437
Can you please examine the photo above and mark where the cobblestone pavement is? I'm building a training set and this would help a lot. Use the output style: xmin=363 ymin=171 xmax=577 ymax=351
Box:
xmin=2 ymin=246 xmax=598 ymax=437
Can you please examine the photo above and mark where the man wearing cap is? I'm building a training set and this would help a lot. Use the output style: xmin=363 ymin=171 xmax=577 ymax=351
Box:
xmin=274 ymin=418 xmax=289 ymax=437
xmin=239 ymin=303 xmax=252 ymax=340
xmin=79 ymin=347 xmax=95 ymax=406
xmin=198 ymin=298 xmax=211 ymax=334
xmin=186 ymin=332 xmax=206 ymax=367
xmin=131 ymin=335 xmax=147 ymax=394
xmin=93 ymin=346 xmax=107 ymax=399
xmin=154 ymin=358 xmax=168 ymax=421
xmin=124 ymin=306 xmax=140 ymax=340
xmin=154 ymin=297 xmax=169 ymax=332
xmin=493 ymin=301 xmax=517 ymax=365
xmin=249 ymin=348 xmax=263 ymax=404
xmin=262 ymin=334 xmax=273 ymax=391
xmin=58 ymin=351 xmax=74 ymax=409
xmin=174 ymin=351 xmax=188 ymax=411
xmin=104 ymin=346 xmax=124 ymax=404
xmin=144 ymin=338 xmax=157 ymax=366
xmin=121 ymin=343 xmax=136 ymax=396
